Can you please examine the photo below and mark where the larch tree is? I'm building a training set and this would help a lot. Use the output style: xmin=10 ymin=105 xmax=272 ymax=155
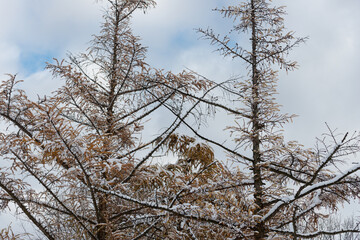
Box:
xmin=195 ymin=0 xmax=360 ymax=239
xmin=314 ymin=216 xmax=360 ymax=240
xmin=1 ymin=0 xmax=360 ymax=240
xmin=0 ymin=0 xmax=214 ymax=239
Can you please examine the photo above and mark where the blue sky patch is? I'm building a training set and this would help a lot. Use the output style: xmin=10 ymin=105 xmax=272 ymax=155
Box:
xmin=19 ymin=51 xmax=56 ymax=75
xmin=171 ymin=31 xmax=196 ymax=49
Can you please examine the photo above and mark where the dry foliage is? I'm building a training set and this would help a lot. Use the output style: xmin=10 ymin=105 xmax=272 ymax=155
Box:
xmin=0 ymin=0 xmax=360 ymax=239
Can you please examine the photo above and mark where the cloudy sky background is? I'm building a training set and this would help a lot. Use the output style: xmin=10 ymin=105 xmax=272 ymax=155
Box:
xmin=0 ymin=0 xmax=359 ymax=233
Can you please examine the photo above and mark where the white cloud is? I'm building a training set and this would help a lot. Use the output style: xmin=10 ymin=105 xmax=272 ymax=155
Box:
xmin=0 ymin=42 xmax=20 ymax=74
xmin=131 ymin=0 xmax=360 ymax=147
xmin=0 ymin=0 xmax=359 ymax=231
xmin=21 ymin=70 xmax=62 ymax=100
xmin=271 ymin=0 xmax=360 ymax=144
xmin=0 ymin=0 xmax=105 ymax=79
xmin=0 ymin=0 xmax=357 ymax=166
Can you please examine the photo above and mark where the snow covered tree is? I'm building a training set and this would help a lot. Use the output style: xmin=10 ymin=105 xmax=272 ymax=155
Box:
xmin=1 ymin=0 xmax=360 ymax=239
xmin=0 ymin=0 xmax=214 ymax=239
xmin=313 ymin=216 xmax=360 ymax=240
xmin=195 ymin=0 xmax=360 ymax=239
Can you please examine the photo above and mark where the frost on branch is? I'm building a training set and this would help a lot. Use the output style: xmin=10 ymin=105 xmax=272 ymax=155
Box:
xmin=0 ymin=0 xmax=360 ymax=239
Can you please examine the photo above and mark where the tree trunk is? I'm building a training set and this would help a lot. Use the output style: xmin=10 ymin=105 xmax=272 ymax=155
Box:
xmin=250 ymin=0 xmax=266 ymax=239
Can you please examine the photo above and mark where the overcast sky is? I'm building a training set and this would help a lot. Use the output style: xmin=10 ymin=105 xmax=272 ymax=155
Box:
xmin=0 ymin=0 xmax=359 ymax=144
xmin=0 ymin=0 xmax=359 ymax=232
